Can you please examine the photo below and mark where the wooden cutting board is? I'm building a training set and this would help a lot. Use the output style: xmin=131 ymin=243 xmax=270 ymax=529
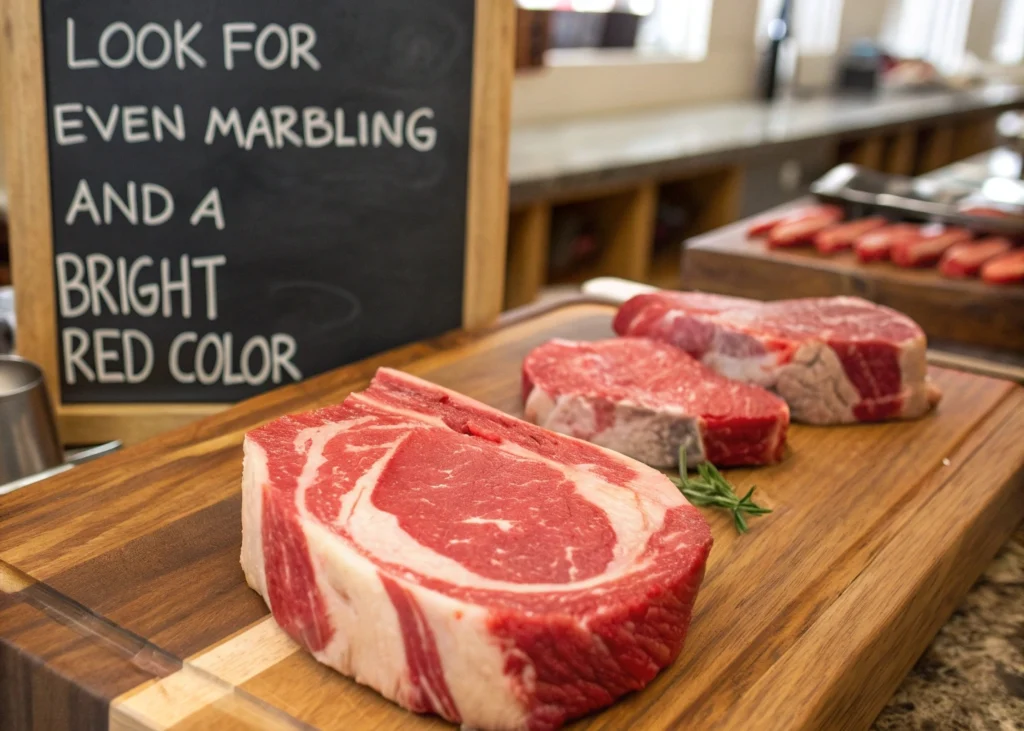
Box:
xmin=2 ymin=300 xmax=1023 ymax=731
xmin=681 ymin=198 xmax=1024 ymax=354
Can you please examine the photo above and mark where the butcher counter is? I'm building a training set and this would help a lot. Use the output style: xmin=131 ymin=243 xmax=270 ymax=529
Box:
xmin=1 ymin=293 xmax=1023 ymax=731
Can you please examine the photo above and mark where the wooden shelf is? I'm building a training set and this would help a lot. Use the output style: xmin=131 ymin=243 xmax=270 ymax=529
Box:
xmin=504 ymin=203 xmax=551 ymax=310
xmin=518 ymin=184 xmax=659 ymax=296
xmin=883 ymin=127 xmax=917 ymax=175
xmin=953 ymin=115 xmax=998 ymax=161
xmin=916 ymin=125 xmax=956 ymax=173
xmin=839 ymin=135 xmax=885 ymax=170
xmin=548 ymin=169 xmax=740 ymax=294
xmin=648 ymin=247 xmax=683 ymax=290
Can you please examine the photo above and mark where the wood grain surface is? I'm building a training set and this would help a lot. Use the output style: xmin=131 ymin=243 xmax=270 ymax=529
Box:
xmin=682 ymin=199 xmax=1024 ymax=353
xmin=0 ymin=0 xmax=62 ymax=419
xmin=1 ymin=302 xmax=1023 ymax=731
xmin=462 ymin=0 xmax=515 ymax=330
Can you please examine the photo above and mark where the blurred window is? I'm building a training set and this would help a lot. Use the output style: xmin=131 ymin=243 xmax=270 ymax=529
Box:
xmin=882 ymin=0 xmax=974 ymax=72
xmin=755 ymin=0 xmax=845 ymax=56
xmin=993 ymin=0 xmax=1024 ymax=64
xmin=635 ymin=0 xmax=714 ymax=60
xmin=517 ymin=1 xmax=714 ymax=61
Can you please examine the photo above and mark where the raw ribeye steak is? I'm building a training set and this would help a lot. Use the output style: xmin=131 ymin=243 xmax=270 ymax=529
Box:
xmin=241 ymin=367 xmax=712 ymax=731
xmin=613 ymin=292 xmax=941 ymax=425
xmin=522 ymin=338 xmax=789 ymax=468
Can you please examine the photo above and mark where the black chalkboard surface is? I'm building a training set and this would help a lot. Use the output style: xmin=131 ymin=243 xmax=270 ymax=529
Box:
xmin=41 ymin=0 xmax=475 ymax=403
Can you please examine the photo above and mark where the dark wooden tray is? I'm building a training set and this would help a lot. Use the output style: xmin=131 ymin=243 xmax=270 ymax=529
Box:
xmin=682 ymin=198 xmax=1024 ymax=354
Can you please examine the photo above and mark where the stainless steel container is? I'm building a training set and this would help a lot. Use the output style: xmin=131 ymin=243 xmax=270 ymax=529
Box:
xmin=0 ymin=355 xmax=64 ymax=485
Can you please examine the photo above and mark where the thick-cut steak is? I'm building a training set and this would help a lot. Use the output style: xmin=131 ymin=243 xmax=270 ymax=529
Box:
xmin=241 ymin=368 xmax=712 ymax=731
xmin=522 ymin=338 xmax=789 ymax=468
xmin=613 ymin=292 xmax=941 ymax=425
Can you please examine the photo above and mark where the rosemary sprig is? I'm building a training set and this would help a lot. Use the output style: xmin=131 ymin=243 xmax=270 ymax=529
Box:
xmin=668 ymin=445 xmax=772 ymax=534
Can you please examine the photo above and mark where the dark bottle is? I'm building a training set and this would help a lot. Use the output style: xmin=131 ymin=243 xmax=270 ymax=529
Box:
xmin=756 ymin=0 xmax=793 ymax=101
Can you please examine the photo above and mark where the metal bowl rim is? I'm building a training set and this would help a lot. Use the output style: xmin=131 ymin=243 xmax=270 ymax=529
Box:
xmin=0 ymin=355 xmax=46 ymax=400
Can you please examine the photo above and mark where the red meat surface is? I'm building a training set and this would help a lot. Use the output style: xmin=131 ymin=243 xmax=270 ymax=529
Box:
xmin=854 ymin=224 xmax=924 ymax=262
xmin=890 ymin=227 xmax=973 ymax=267
xmin=747 ymin=204 xmax=844 ymax=237
xmin=981 ymin=248 xmax=1024 ymax=284
xmin=241 ymin=368 xmax=713 ymax=731
xmin=613 ymin=291 xmax=942 ymax=425
xmin=522 ymin=337 xmax=789 ymax=468
xmin=815 ymin=216 xmax=888 ymax=254
xmin=938 ymin=237 xmax=1012 ymax=278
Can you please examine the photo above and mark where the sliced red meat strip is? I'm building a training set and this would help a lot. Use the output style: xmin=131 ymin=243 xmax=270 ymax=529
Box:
xmin=767 ymin=208 xmax=845 ymax=248
xmin=747 ymin=214 xmax=789 ymax=237
xmin=746 ymin=204 xmax=843 ymax=238
xmin=854 ymin=224 xmax=922 ymax=262
xmin=814 ymin=216 xmax=888 ymax=254
xmin=522 ymin=337 xmax=789 ymax=468
xmin=890 ymin=227 xmax=972 ymax=267
xmin=939 ymin=237 xmax=1013 ymax=278
xmin=981 ymin=248 xmax=1024 ymax=284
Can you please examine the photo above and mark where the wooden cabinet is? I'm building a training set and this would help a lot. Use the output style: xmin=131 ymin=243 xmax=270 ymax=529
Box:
xmin=504 ymin=166 xmax=746 ymax=304
xmin=739 ymin=139 xmax=838 ymax=219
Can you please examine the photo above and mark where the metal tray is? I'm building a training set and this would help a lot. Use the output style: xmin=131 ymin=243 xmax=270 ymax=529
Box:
xmin=808 ymin=163 xmax=1024 ymax=236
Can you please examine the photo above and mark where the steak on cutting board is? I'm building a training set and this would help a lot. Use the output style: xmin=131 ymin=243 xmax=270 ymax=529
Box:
xmin=241 ymin=367 xmax=712 ymax=731
xmin=522 ymin=338 xmax=789 ymax=468
xmin=613 ymin=292 xmax=941 ymax=425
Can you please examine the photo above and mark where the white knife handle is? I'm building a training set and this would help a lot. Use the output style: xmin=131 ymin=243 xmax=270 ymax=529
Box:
xmin=580 ymin=277 xmax=659 ymax=304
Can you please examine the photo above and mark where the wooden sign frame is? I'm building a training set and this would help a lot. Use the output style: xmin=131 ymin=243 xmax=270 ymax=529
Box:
xmin=0 ymin=0 xmax=514 ymax=446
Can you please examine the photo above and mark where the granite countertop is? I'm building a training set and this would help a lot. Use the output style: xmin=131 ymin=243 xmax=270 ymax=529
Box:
xmin=509 ymin=84 xmax=1024 ymax=205
xmin=874 ymin=522 xmax=1024 ymax=730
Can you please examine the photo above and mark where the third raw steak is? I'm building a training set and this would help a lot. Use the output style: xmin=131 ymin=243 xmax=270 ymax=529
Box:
xmin=613 ymin=292 xmax=942 ymax=425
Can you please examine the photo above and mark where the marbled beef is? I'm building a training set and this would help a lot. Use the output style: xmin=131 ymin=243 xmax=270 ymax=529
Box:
xmin=522 ymin=338 xmax=789 ymax=467
xmin=613 ymin=292 xmax=941 ymax=425
xmin=240 ymin=368 xmax=712 ymax=731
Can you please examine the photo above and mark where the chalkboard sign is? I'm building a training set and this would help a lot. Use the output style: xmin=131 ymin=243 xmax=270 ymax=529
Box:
xmin=1 ymin=0 xmax=512 ymax=442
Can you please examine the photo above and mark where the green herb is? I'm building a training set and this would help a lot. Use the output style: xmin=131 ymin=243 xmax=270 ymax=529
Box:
xmin=668 ymin=445 xmax=772 ymax=534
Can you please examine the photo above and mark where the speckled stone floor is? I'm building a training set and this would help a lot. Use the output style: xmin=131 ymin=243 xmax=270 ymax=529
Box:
xmin=873 ymin=523 xmax=1024 ymax=731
